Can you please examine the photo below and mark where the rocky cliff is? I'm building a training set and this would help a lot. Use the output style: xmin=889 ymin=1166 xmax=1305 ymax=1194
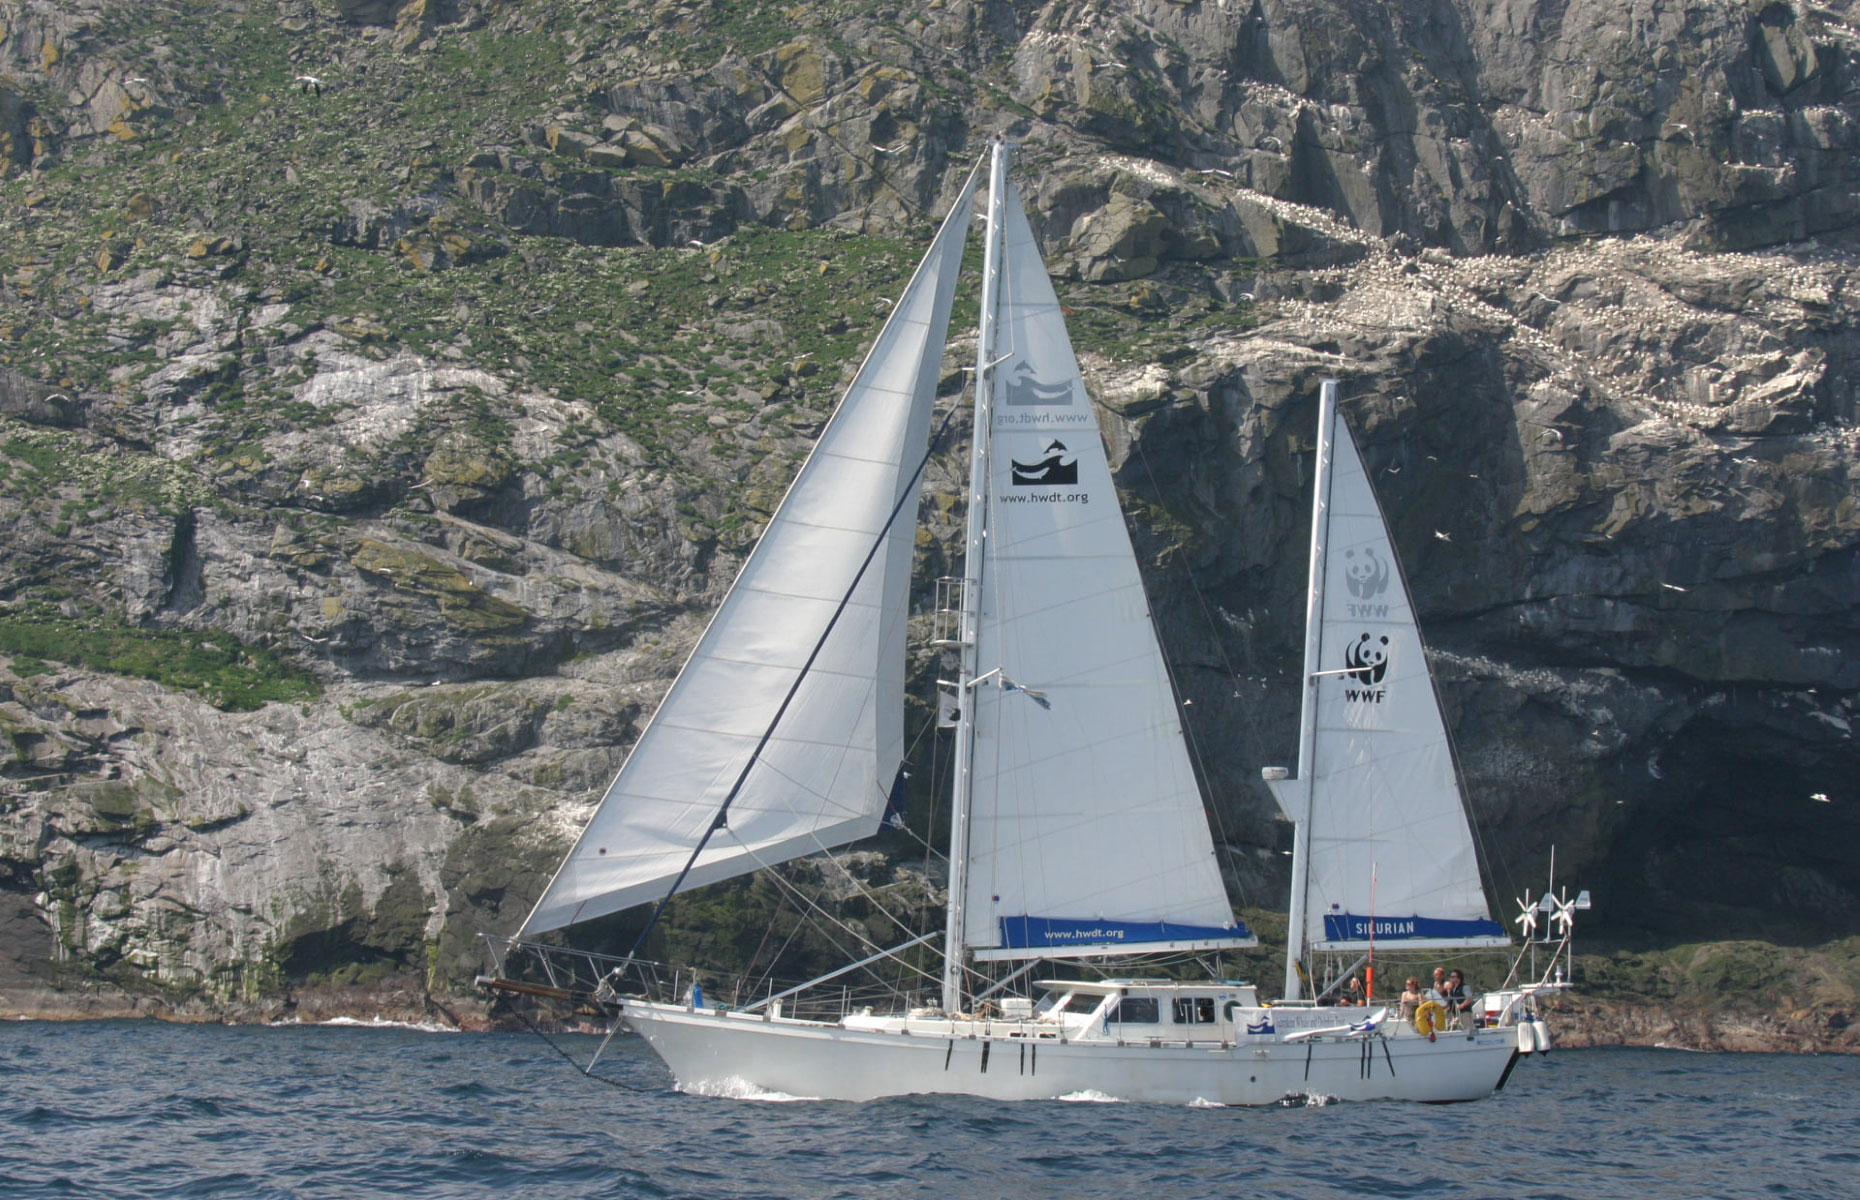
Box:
xmin=1 ymin=0 xmax=1855 ymax=1042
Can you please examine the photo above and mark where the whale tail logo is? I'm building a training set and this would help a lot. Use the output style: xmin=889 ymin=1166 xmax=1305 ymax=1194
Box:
xmin=1010 ymin=439 xmax=1079 ymax=486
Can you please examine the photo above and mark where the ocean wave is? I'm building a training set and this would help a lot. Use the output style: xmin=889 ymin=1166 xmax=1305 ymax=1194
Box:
xmin=267 ymin=1015 xmax=459 ymax=1034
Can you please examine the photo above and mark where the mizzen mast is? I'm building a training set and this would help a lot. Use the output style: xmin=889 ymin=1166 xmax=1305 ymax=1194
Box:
xmin=1270 ymin=378 xmax=1339 ymax=1002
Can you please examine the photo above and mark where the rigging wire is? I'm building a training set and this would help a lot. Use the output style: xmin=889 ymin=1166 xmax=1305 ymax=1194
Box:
xmin=735 ymin=890 xmax=796 ymax=1005
xmin=509 ymin=1000 xmax=652 ymax=1093
xmin=887 ymin=804 xmax=951 ymax=867
xmin=726 ymin=832 xmax=947 ymax=996
xmin=910 ymin=373 xmax=987 ymax=973
xmin=893 ymin=704 xmax=945 ymax=869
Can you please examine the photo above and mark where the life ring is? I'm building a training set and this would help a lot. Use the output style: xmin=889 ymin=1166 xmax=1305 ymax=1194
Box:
xmin=1413 ymin=1001 xmax=1447 ymax=1036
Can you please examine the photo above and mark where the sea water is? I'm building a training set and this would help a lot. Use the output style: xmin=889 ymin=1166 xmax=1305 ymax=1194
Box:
xmin=2 ymin=1020 xmax=1854 ymax=1199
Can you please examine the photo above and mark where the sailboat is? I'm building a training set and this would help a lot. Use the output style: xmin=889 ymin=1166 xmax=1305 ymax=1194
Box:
xmin=485 ymin=142 xmax=1566 ymax=1104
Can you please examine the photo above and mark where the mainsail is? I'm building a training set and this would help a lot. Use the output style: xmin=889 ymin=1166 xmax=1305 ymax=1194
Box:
xmin=520 ymin=171 xmax=980 ymax=936
xmin=1280 ymin=393 xmax=1505 ymax=952
xmin=959 ymin=186 xmax=1251 ymax=960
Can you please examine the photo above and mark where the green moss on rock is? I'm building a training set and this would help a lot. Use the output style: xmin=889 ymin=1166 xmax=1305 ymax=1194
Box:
xmin=351 ymin=538 xmax=531 ymax=632
xmin=0 ymin=612 xmax=320 ymax=711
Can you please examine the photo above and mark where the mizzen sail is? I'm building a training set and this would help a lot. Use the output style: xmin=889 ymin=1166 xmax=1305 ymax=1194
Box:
xmin=1299 ymin=404 xmax=1505 ymax=951
xmin=521 ymin=172 xmax=979 ymax=936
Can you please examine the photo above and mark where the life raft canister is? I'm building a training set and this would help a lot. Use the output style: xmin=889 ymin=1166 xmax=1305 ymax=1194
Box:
xmin=1413 ymin=1000 xmax=1447 ymax=1036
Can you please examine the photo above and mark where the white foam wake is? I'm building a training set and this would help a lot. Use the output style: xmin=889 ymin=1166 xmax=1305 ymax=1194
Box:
xmin=679 ymin=1076 xmax=819 ymax=1102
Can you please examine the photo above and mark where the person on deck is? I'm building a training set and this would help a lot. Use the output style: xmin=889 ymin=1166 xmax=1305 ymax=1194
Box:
xmin=1441 ymin=970 xmax=1472 ymax=1027
xmin=1399 ymin=977 xmax=1425 ymax=1021
xmin=1428 ymin=966 xmax=1449 ymax=1004
xmin=1342 ymin=973 xmax=1365 ymax=1005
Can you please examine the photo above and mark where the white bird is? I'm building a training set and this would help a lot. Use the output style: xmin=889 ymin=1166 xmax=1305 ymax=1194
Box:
xmin=294 ymin=74 xmax=324 ymax=96
xmin=1662 ymin=582 xmax=1687 ymax=592
xmin=870 ymin=142 xmax=899 ymax=155
xmin=1434 ymin=530 xmax=1451 ymax=542
xmin=1384 ymin=464 xmax=1401 ymax=474
xmin=1811 ymin=792 xmax=1831 ymax=803
xmin=1542 ymin=427 xmax=1564 ymax=442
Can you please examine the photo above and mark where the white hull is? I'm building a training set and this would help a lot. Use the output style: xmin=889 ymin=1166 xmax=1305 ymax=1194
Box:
xmin=623 ymin=1001 xmax=1520 ymax=1105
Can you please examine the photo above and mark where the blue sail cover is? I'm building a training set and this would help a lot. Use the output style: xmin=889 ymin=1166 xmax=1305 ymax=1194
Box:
xmin=1321 ymin=913 xmax=1505 ymax=942
xmin=999 ymin=915 xmax=1254 ymax=953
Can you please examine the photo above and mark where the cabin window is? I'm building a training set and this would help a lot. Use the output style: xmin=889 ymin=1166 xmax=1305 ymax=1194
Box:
xmin=1172 ymin=997 xmax=1216 ymax=1025
xmin=1109 ymin=997 xmax=1159 ymax=1024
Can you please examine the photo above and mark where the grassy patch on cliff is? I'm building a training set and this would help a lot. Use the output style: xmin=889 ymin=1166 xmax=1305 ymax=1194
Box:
xmin=1574 ymin=937 xmax=1860 ymax=1012
xmin=0 ymin=613 xmax=319 ymax=711
xmin=0 ymin=424 xmax=214 ymax=518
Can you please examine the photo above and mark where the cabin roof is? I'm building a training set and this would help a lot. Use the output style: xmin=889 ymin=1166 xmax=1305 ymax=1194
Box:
xmin=1035 ymin=979 xmax=1254 ymax=995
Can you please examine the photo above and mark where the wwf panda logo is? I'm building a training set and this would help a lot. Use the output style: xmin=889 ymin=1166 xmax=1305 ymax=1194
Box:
xmin=1344 ymin=547 xmax=1390 ymax=600
xmin=1343 ymin=633 xmax=1389 ymax=685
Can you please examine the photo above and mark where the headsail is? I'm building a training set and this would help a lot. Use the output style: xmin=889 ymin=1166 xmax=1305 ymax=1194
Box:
xmin=960 ymin=185 xmax=1251 ymax=961
xmin=1292 ymin=397 xmax=1505 ymax=951
xmin=520 ymin=171 xmax=980 ymax=936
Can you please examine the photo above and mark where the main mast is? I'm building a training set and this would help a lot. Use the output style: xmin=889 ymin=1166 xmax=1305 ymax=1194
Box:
xmin=1278 ymin=377 xmax=1339 ymax=1002
xmin=941 ymin=140 xmax=1010 ymax=1013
